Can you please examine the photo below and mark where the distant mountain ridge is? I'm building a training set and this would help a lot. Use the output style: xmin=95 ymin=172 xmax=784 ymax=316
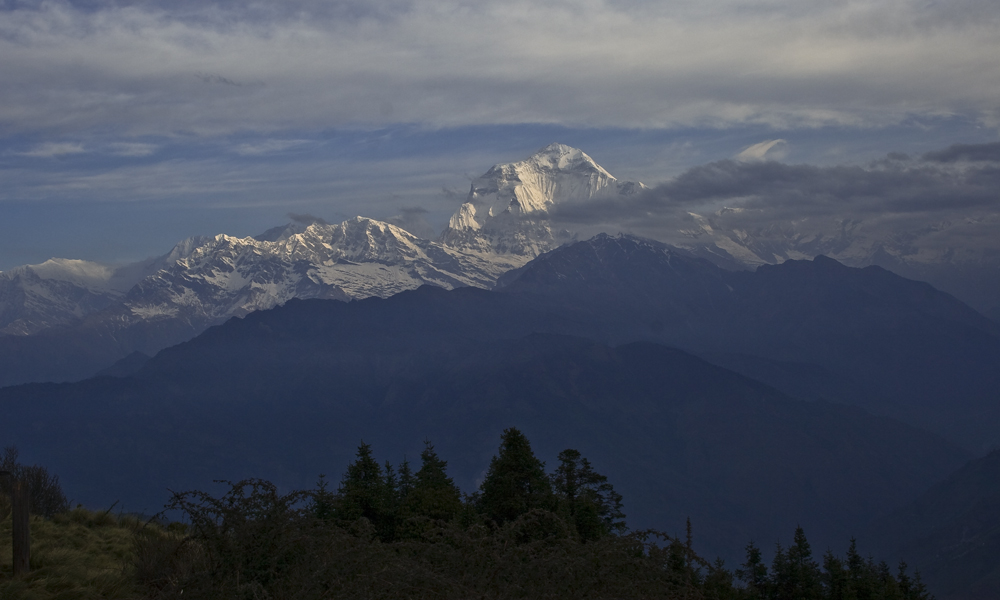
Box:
xmin=1 ymin=142 xmax=998 ymax=387
xmin=3 ymin=227 xmax=997 ymax=593
xmin=0 ymin=144 xmax=639 ymax=385
xmin=0 ymin=290 xmax=969 ymax=565
xmin=495 ymin=233 xmax=1000 ymax=451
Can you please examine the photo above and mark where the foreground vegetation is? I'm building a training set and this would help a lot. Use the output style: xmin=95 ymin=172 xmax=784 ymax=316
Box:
xmin=1 ymin=432 xmax=934 ymax=599
xmin=0 ymin=507 xmax=161 ymax=600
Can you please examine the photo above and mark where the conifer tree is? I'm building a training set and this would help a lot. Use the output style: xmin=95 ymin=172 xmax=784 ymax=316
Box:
xmin=397 ymin=457 xmax=415 ymax=500
xmin=405 ymin=441 xmax=463 ymax=522
xmin=551 ymin=448 xmax=626 ymax=539
xmin=736 ymin=540 xmax=769 ymax=599
xmin=786 ymin=526 xmax=823 ymax=599
xmin=334 ymin=441 xmax=396 ymax=540
xmin=821 ymin=550 xmax=851 ymax=600
xmin=846 ymin=537 xmax=879 ymax=600
xmin=770 ymin=528 xmax=823 ymax=600
xmin=477 ymin=427 xmax=553 ymax=525
xmin=312 ymin=474 xmax=335 ymax=521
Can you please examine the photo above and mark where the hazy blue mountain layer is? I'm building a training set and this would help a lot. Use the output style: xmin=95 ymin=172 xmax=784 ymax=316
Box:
xmin=870 ymin=449 xmax=1000 ymax=600
xmin=0 ymin=309 xmax=966 ymax=564
xmin=496 ymin=234 xmax=1000 ymax=451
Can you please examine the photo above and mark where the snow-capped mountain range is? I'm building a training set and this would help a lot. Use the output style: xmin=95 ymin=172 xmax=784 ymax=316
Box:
xmin=0 ymin=143 xmax=643 ymax=340
xmin=1 ymin=142 xmax=997 ymax=376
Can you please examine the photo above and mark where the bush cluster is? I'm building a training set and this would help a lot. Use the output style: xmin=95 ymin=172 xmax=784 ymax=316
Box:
xmin=0 ymin=446 xmax=69 ymax=519
xmin=132 ymin=428 xmax=933 ymax=600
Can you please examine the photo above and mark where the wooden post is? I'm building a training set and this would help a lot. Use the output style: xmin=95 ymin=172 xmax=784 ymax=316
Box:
xmin=11 ymin=479 xmax=30 ymax=575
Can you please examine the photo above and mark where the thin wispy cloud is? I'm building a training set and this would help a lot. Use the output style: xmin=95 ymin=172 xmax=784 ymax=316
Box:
xmin=106 ymin=142 xmax=159 ymax=157
xmin=234 ymin=139 xmax=313 ymax=156
xmin=16 ymin=142 xmax=87 ymax=158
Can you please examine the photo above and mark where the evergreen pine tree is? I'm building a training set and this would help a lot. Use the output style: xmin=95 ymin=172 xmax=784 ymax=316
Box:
xmin=785 ymin=526 xmax=823 ymax=599
xmin=846 ymin=538 xmax=878 ymax=600
xmin=397 ymin=457 xmax=415 ymax=500
xmin=334 ymin=441 xmax=396 ymax=540
xmin=551 ymin=448 xmax=626 ymax=539
xmin=908 ymin=570 xmax=932 ymax=600
xmin=312 ymin=474 xmax=335 ymax=521
xmin=821 ymin=550 xmax=851 ymax=600
xmin=477 ymin=427 xmax=553 ymax=525
xmin=736 ymin=540 xmax=769 ymax=599
xmin=405 ymin=441 xmax=463 ymax=522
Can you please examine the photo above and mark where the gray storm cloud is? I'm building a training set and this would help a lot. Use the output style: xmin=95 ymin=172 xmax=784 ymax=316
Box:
xmin=542 ymin=142 xmax=1000 ymax=256
xmin=287 ymin=213 xmax=329 ymax=226
xmin=0 ymin=0 xmax=998 ymax=136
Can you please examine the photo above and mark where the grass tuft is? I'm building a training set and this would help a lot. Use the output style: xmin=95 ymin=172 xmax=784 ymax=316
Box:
xmin=0 ymin=504 xmax=170 ymax=600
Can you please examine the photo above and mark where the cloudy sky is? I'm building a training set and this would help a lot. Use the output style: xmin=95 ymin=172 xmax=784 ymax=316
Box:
xmin=1 ymin=0 xmax=999 ymax=270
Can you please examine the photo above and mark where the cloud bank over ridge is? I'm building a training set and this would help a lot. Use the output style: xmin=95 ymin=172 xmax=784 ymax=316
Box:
xmin=542 ymin=141 xmax=1000 ymax=262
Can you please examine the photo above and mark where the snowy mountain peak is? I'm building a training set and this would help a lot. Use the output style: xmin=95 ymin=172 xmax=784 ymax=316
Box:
xmin=526 ymin=143 xmax=614 ymax=178
xmin=18 ymin=258 xmax=117 ymax=289
xmin=442 ymin=144 xmax=646 ymax=257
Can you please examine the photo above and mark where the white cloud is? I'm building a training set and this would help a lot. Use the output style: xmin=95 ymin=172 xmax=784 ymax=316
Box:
xmin=234 ymin=139 xmax=313 ymax=156
xmin=736 ymin=140 xmax=787 ymax=162
xmin=107 ymin=143 xmax=159 ymax=157
xmin=16 ymin=142 xmax=87 ymax=157
xmin=0 ymin=0 xmax=996 ymax=137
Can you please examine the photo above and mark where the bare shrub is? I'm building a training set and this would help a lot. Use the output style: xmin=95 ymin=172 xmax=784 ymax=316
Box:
xmin=0 ymin=445 xmax=70 ymax=518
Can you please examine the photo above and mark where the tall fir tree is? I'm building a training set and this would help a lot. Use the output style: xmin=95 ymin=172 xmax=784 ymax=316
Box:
xmin=397 ymin=457 xmax=415 ymax=500
xmin=405 ymin=441 xmax=463 ymax=522
xmin=477 ymin=427 xmax=554 ymax=525
xmin=551 ymin=448 xmax=626 ymax=539
xmin=821 ymin=550 xmax=851 ymax=600
xmin=770 ymin=527 xmax=823 ymax=600
xmin=334 ymin=441 xmax=397 ymax=540
xmin=736 ymin=540 xmax=769 ymax=600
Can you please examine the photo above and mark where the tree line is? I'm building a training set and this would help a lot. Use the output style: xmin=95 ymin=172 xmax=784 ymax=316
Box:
xmin=133 ymin=428 xmax=931 ymax=599
xmin=2 ymin=431 xmax=933 ymax=599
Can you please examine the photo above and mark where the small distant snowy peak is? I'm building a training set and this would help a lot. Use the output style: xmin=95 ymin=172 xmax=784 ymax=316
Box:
xmin=0 ymin=259 xmax=125 ymax=335
xmin=442 ymin=143 xmax=646 ymax=257
xmin=18 ymin=258 xmax=117 ymax=291
xmin=325 ymin=216 xmax=423 ymax=263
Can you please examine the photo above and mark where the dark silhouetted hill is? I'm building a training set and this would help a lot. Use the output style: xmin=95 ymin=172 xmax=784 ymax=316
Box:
xmin=497 ymin=234 xmax=1000 ymax=451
